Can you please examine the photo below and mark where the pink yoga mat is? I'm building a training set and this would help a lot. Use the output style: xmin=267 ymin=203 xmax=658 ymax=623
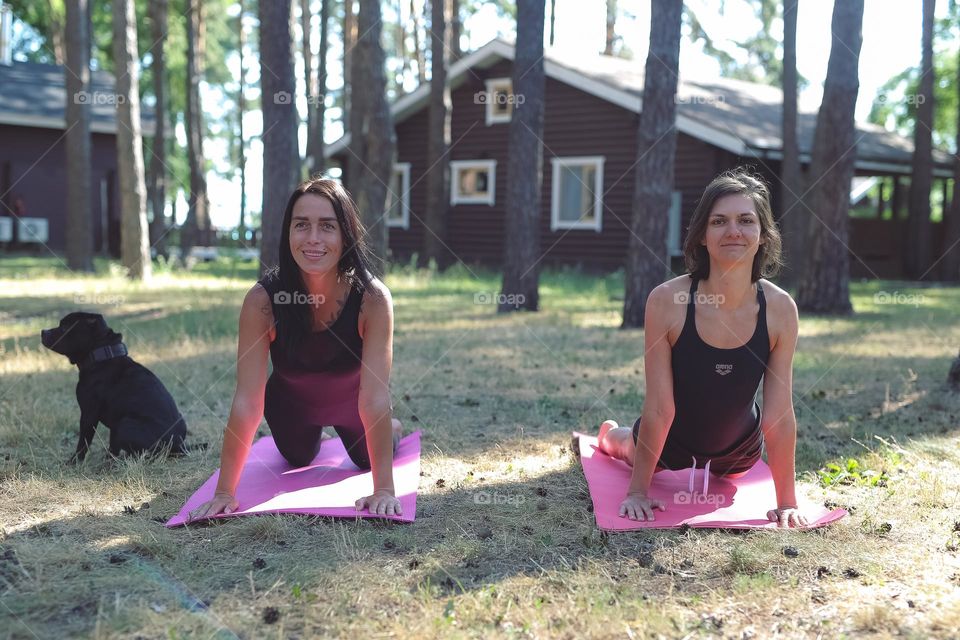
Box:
xmin=576 ymin=433 xmax=847 ymax=530
xmin=167 ymin=431 xmax=421 ymax=527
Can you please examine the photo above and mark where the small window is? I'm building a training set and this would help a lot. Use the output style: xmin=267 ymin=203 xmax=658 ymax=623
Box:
xmin=484 ymin=78 xmax=514 ymax=125
xmin=667 ymin=191 xmax=682 ymax=256
xmin=450 ymin=160 xmax=496 ymax=206
xmin=386 ymin=163 xmax=411 ymax=229
xmin=550 ymin=156 xmax=604 ymax=231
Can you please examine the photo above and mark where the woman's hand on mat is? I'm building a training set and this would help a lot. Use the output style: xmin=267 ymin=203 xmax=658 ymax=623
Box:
xmin=187 ymin=491 xmax=239 ymax=522
xmin=619 ymin=493 xmax=666 ymax=521
xmin=767 ymin=506 xmax=808 ymax=528
xmin=356 ymin=489 xmax=402 ymax=516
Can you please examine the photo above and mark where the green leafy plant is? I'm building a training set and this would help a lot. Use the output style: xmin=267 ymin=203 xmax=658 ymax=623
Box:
xmin=818 ymin=458 xmax=890 ymax=487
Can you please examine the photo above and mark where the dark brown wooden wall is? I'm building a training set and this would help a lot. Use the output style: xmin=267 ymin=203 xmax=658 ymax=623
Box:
xmin=385 ymin=59 xmax=732 ymax=271
xmin=0 ymin=124 xmax=118 ymax=254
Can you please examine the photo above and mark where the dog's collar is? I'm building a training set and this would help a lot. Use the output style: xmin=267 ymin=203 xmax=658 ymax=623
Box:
xmin=79 ymin=343 xmax=128 ymax=368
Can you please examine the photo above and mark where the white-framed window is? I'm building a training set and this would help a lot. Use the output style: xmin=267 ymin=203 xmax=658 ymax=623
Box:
xmin=386 ymin=162 xmax=411 ymax=229
xmin=550 ymin=156 xmax=605 ymax=231
xmin=450 ymin=159 xmax=496 ymax=206
xmin=667 ymin=191 xmax=682 ymax=256
xmin=484 ymin=77 xmax=514 ymax=125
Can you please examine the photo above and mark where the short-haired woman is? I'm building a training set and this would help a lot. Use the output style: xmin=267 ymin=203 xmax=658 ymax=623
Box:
xmin=598 ymin=169 xmax=808 ymax=528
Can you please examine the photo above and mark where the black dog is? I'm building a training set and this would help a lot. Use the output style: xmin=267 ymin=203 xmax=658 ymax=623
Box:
xmin=41 ymin=312 xmax=188 ymax=462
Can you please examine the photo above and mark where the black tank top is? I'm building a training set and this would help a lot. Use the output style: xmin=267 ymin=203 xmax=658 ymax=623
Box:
xmin=658 ymin=277 xmax=770 ymax=471
xmin=258 ymin=272 xmax=364 ymax=375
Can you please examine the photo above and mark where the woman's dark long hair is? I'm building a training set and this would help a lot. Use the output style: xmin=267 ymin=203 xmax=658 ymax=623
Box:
xmin=682 ymin=167 xmax=784 ymax=282
xmin=265 ymin=178 xmax=377 ymax=361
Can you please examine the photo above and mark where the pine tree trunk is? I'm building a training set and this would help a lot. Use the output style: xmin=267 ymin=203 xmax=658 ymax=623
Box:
xmin=904 ymin=0 xmax=936 ymax=280
xmin=310 ymin=0 xmax=329 ymax=175
xmin=45 ymin=0 xmax=65 ymax=64
xmin=181 ymin=0 xmax=209 ymax=264
xmin=238 ymin=0 xmax=247 ymax=238
xmin=64 ymin=0 xmax=93 ymax=271
xmin=780 ymin=0 xmax=803 ymax=287
xmin=450 ymin=0 xmax=461 ymax=61
xmin=604 ymin=0 xmax=616 ymax=55
xmin=796 ymin=0 xmax=863 ymax=314
xmin=412 ymin=0 xmax=425 ymax=85
xmin=940 ymin=38 xmax=960 ymax=281
xmin=148 ymin=0 xmax=168 ymax=261
xmin=301 ymin=0 xmax=315 ymax=175
xmin=259 ymin=0 xmax=300 ymax=274
xmin=498 ymin=0 xmax=546 ymax=313
xmin=343 ymin=0 xmax=355 ymax=134
xmin=113 ymin=0 xmax=151 ymax=280
xmin=423 ymin=0 xmax=451 ymax=267
xmin=621 ymin=0 xmax=682 ymax=328
xmin=348 ymin=0 xmax=395 ymax=269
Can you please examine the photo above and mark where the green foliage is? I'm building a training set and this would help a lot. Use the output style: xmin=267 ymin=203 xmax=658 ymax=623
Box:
xmin=682 ymin=0 xmax=808 ymax=89
xmin=818 ymin=457 xmax=892 ymax=488
xmin=868 ymin=9 xmax=960 ymax=151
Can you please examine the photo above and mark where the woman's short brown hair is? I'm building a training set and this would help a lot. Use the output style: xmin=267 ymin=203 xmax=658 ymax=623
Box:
xmin=682 ymin=167 xmax=784 ymax=282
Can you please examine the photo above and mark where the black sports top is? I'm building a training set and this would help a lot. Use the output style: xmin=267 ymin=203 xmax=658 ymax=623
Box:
xmin=258 ymin=272 xmax=364 ymax=424
xmin=658 ymin=277 xmax=770 ymax=473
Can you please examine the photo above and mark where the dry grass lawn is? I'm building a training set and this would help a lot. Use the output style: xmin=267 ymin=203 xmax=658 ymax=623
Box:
xmin=1 ymin=255 xmax=959 ymax=639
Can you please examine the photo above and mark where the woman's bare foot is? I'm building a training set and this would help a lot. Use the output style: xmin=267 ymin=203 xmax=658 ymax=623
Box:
xmin=597 ymin=419 xmax=635 ymax=464
xmin=598 ymin=419 xmax=619 ymax=448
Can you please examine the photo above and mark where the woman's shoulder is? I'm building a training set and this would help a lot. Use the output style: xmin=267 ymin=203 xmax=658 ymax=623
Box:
xmin=359 ymin=276 xmax=392 ymax=311
xmin=242 ymin=282 xmax=276 ymax=325
xmin=648 ymin=274 xmax=695 ymax=305
xmin=757 ymin=279 xmax=798 ymax=317
xmin=757 ymin=279 xmax=798 ymax=346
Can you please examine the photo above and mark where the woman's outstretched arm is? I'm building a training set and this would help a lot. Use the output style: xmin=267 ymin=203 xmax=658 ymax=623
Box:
xmin=620 ymin=285 xmax=678 ymax=520
xmin=760 ymin=290 xmax=808 ymax=527
xmin=356 ymin=280 xmax=401 ymax=516
xmin=188 ymin=284 xmax=272 ymax=521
